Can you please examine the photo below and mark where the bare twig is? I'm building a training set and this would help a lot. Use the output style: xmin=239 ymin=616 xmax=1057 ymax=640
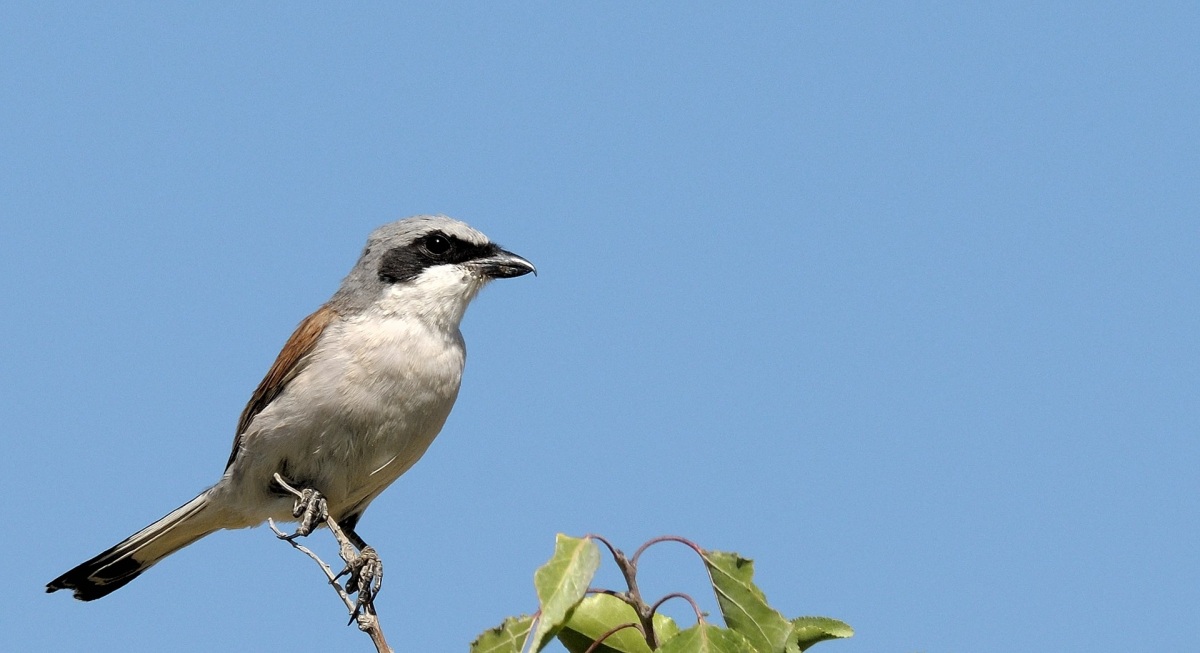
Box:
xmin=268 ymin=519 xmax=355 ymax=612
xmin=648 ymin=592 xmax=706 ymax=623
xmin=271 ymin=474 xmax=393 ymax=653
xmin=586 ymin=587 xmax=628 ymax=601
xmin=586 ymin=533 xmax=621 ymax=562
xmin=631 ymin=534 xmax=704 ymax=565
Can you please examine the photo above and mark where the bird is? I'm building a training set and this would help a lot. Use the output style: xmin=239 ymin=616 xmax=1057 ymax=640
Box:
xmin=47 ymin=215 xmax=535 ymax=602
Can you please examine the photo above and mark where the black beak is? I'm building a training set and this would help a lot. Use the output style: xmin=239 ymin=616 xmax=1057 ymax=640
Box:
xmin=470 ymin=248 xmax=536 ymax=279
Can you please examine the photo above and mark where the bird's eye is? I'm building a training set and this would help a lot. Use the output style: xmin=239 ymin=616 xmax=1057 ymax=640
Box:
xmin=424 ymin=234 xmax=452 ymax=256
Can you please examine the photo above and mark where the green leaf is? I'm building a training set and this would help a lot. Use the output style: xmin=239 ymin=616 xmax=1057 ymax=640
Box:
xmin=656 ymin=623 xmax=756 ymax=653
xmin=655 ymin=609 xmax=683 ymax=645
xmin=470 ymin=615 xmax=535 ymax=653
xmin=786 ymin=617 xmax=854 ymax=652
xmin=530 ymin=534 xmax=602 ymax=651
xmin=700 ymin=550 xmax=793 ymax=653
xmin=556 ymin=593 xmax=681 ymax=653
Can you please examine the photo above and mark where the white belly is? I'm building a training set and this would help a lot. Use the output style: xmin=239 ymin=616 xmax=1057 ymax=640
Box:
xmin=218 ymin=310 xmax=466 ymax=525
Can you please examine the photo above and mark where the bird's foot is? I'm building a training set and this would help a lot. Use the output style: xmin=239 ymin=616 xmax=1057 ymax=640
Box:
xmin=337 ymin=546 xmax=383 ymax=620
xmin=278 ymin=486 xmax=328 ymax=541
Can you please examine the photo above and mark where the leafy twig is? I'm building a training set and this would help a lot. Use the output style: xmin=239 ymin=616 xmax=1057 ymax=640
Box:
xmin=586 ymin=533 xmax=660 ymax=649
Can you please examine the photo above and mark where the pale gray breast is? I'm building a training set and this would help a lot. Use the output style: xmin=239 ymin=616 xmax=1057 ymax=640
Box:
xmin=295 ymin=309 xmax=466 ymax=504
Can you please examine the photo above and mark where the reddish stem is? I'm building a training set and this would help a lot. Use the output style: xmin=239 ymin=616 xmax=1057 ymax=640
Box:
xmin=632 ymin=535 xmax=704 ymax=566
xmin=581 ymin=622 xmax=643 ymax=653
xmin=649 ymin=592 xmax=705 ymax=624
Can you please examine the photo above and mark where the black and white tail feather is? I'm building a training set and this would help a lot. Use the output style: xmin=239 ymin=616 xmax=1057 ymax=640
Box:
xmin=46 ymin=492 xmax=218 ymax=601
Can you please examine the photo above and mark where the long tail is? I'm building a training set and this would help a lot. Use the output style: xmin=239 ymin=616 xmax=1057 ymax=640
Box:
xmin=46 ymin=491 xmax=220 ymax=601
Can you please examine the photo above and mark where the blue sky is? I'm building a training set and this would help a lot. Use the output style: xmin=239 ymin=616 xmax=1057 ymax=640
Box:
xmin=2 ymin=3 xmax=1196 ymax=651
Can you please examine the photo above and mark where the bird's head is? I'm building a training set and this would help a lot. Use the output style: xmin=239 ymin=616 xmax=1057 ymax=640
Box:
xmin=331 ymin=215 xmax=535 ymax=326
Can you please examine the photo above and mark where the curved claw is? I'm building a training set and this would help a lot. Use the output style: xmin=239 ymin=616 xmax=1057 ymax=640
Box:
xmin=343 ymin=547 xmax=383 ymax=621
xmin=279 ymin=487 xmax=328 ymax=540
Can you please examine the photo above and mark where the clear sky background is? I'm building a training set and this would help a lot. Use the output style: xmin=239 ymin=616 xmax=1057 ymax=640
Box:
xmin=2 ymin=3 xmax=1196 ymax=652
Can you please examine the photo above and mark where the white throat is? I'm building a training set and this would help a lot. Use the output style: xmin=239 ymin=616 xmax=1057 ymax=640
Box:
xmin=375 ymin=264 xmax=488 ymax=330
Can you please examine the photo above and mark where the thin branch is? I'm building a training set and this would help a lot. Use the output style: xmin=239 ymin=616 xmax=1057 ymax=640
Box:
xmin=271 ymin=474 xmax=392 ymax=653
xmin=586 ymin=587 xmax=628 ymax=600
xmin=648 ymin=592 xmax=706 ymax=624
xmin=597 ymin=539 xmax=659 ymax=650
xmin=582 ymin=622 xmax=643 ymax=653
xmin=585 ymin=533 xmax=620 ymax=563
xmin=268 ymin=519 xmax=355 ymax=613
xmin=631 ymin=535 xmax=704 ymax=566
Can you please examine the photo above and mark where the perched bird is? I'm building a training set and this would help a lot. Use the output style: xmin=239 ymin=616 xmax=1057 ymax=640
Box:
xmin=47 ymin=215 xmax=535 ymax=601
